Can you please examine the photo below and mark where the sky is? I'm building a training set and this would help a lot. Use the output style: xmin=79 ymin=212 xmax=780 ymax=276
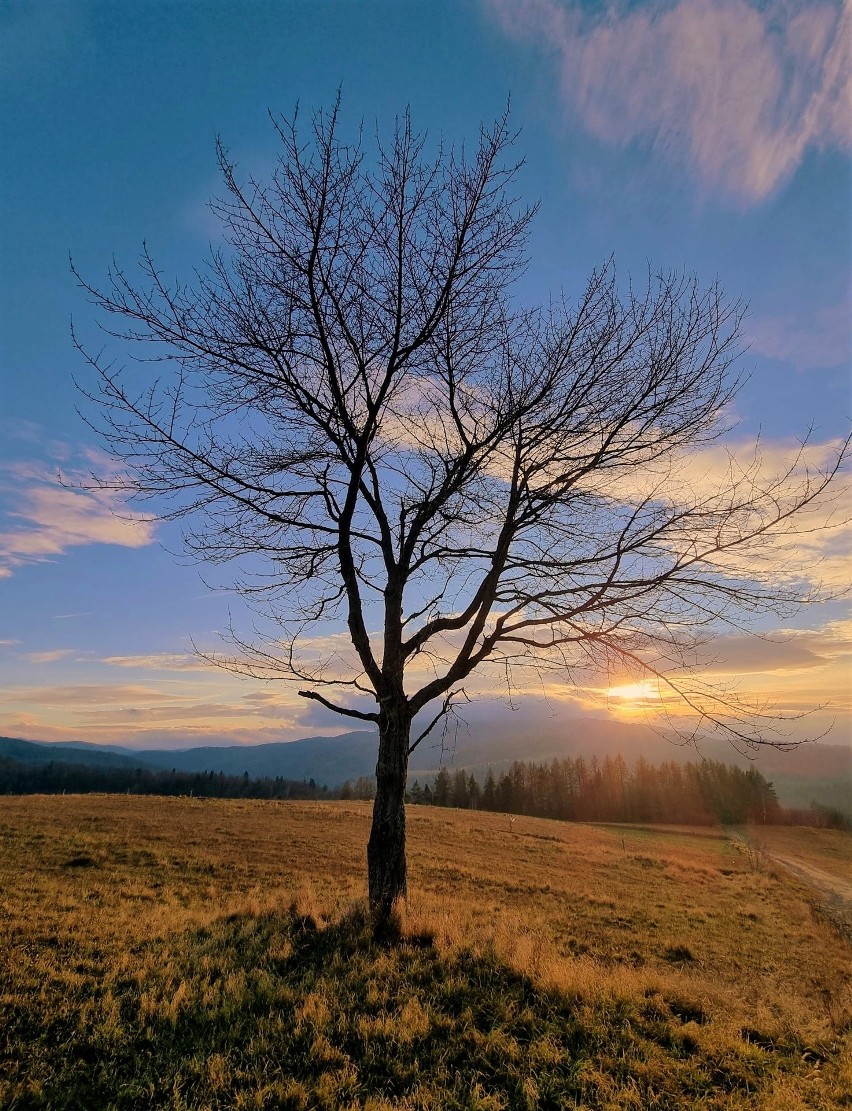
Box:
xmin=0 ymin=0 xmax=849 ymax=751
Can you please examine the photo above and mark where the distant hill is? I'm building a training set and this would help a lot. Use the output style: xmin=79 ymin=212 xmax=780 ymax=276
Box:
xmin=0 ymin=732 xmax=378 ymax=787
xmin=0 ymin=737 xmax=159 ymax=772
xmin=139 ymin=732 xmax=379 ymax=787
xmin=3 ymin=719 xmax=849 ymax=814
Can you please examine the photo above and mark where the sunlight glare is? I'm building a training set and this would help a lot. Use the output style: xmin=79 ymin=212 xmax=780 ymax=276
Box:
xmin=606 ymin=680 xmax=660 ymax=703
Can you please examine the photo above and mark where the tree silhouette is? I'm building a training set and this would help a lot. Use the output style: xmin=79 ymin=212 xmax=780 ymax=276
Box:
xmin=75 ymin=101 xmax=846 ymax=924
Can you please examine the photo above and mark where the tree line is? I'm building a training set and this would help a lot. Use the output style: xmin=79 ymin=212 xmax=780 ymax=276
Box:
xmin=5 ymin=752 xmax=846 ymax=830
xmin=0 ymin=758 xmax=331 ymax=801
xmin=396 ymin=755 xmax=849 ymax=829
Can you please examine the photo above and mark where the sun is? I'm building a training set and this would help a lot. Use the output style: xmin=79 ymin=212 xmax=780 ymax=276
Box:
xmin=606 ymin=679 xmax=660 ymax=703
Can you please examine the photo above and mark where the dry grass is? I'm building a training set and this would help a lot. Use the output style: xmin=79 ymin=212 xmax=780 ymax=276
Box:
xmin=1 ymin=796 xmax=849 ymax=1109
xmin=747 ymin=826 xmax=852 ymax=886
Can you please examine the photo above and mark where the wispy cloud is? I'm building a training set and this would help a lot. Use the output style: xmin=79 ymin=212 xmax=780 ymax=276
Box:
xmin=748 ymin=297 xmax=851 ymax=371
xmin=0 ymin=683 xmax=176 ymax=708
xmin=100 ymin=652 xmax=220 ymax=672
xmin=585 ymin=434 xmax=851 ymax=589
xmin=0 ymin=458 xmax=155 ymax=576
xmin=0 ymin=676 xmax=308 ymax=745
xmin=680 ymin=620 xmax=852 ymax=677
xmin=22 ymin=649 xmax=77 ymax=665
xmin=487 ymin=0 xmax=851 ymax=202
xmin=78 ymin=701 xmax=297 ymax=726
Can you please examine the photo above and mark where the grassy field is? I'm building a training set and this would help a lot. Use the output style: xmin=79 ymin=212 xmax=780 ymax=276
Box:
xmin=0 ymin=797 xmax=849 ymax=1109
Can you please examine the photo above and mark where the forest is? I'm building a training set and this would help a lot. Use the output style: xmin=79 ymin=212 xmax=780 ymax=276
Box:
xmin=0 ymin=758 xmax=331 ymax=801
xmin=3 ymin=752 xmax=847 ymax=829
xmin=412 ymin=756 xmax=779 ymax=825
xmin=348 ymin=755 xmax=849 ymax=829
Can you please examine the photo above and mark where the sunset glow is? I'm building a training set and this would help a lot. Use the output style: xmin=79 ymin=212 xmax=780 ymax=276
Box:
xmin=606 ymin=681 xmax=661 ymax=704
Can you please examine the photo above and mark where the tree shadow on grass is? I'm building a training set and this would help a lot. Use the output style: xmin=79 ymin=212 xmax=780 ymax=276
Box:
xmin=4 ymin=906 xmax=802 ymax=1110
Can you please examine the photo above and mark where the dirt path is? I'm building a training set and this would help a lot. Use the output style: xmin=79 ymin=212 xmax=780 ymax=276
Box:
xmin=760 ymin=848 xmax=852 ymax=942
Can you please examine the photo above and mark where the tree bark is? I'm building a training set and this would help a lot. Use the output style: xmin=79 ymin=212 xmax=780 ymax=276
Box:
xmin=367 ymin=701 xmax=410 ymax=923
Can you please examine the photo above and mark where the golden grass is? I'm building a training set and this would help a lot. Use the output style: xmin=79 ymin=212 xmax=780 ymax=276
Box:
xmin=747 ymin=826 xmax=852 ymax=886
xmin=1 ymin=796 xmax=849 ymax=1109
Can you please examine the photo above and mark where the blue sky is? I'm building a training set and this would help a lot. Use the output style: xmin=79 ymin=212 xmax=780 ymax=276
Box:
xmin=0 ymin=0 xmax=849 ymax=749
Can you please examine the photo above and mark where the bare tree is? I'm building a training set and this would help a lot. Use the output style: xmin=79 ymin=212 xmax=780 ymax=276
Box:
xmin=74 ymin=102 xmax=847 ymax=923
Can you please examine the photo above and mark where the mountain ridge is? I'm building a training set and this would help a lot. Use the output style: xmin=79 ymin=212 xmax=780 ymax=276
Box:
xmin=3 ymin=719 xmax=849 ymax=813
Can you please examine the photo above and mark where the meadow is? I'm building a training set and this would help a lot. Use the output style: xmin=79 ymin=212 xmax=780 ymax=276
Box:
xmin=1 ymin=796 xmax=849 ymax=1109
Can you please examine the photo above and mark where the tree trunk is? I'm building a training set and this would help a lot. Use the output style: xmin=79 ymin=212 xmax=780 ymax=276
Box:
xmin=367 ymin=702 xmax=410 ymax=923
